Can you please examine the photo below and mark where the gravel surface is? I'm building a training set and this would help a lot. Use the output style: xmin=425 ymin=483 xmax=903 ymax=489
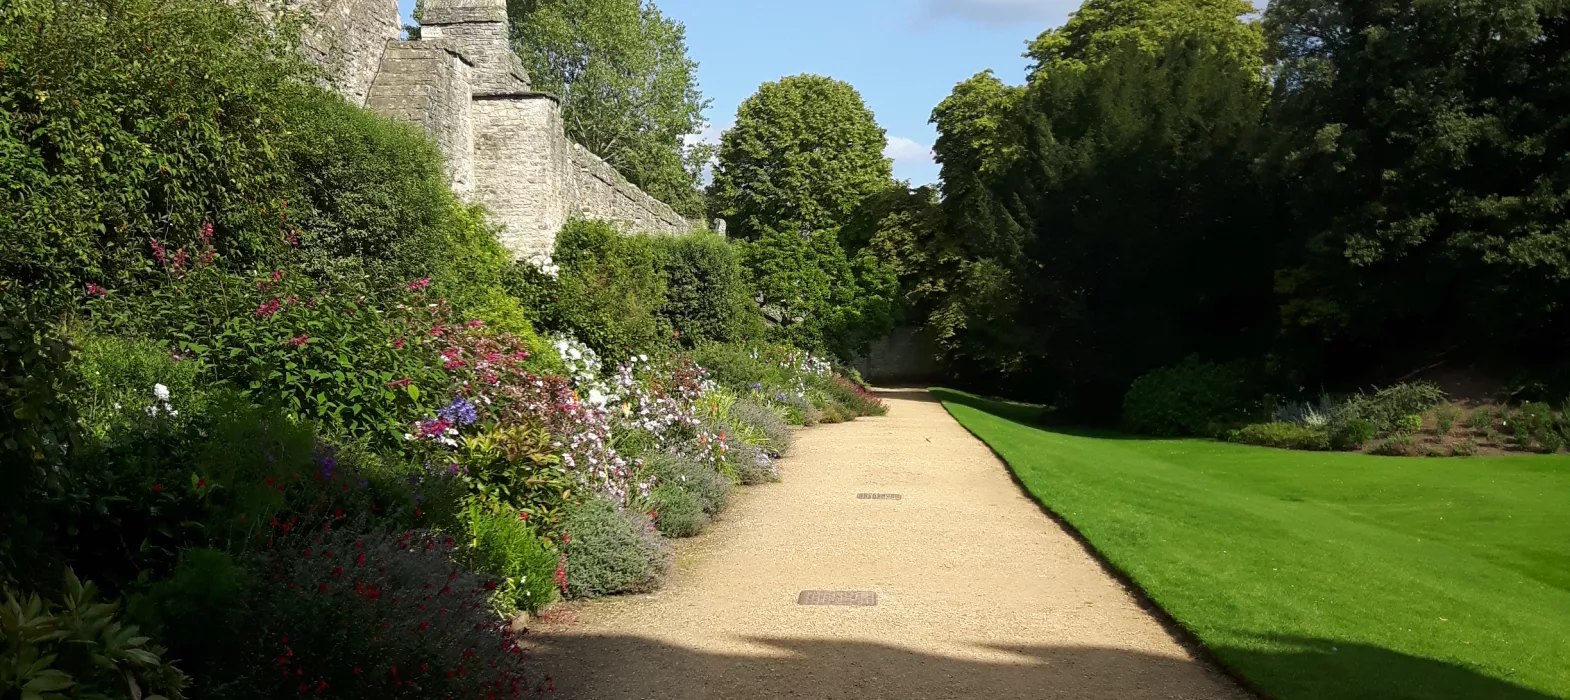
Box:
xmin=532 ymin=388 xmax=1251 ymax=699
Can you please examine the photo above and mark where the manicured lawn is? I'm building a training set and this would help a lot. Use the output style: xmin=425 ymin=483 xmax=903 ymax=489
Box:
xmin=932 ymin=388 xmax=1570 ymax=700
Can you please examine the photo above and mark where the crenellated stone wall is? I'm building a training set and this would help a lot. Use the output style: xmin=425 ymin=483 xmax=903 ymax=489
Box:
xmin=295 ymin=0 xmax=695 ymax=259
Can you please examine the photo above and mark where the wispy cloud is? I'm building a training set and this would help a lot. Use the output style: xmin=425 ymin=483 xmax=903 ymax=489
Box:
xmin=885 ymin=136 xmax=935 ymax=169
xmin=920 ymin=0 xmax=1068 ymax=28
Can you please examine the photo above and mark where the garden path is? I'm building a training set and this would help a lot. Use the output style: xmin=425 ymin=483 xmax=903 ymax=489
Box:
xmin=532 ymin=388 xmax=1250 ymax=699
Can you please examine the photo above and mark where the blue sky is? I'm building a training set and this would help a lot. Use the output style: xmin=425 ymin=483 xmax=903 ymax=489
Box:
xmin=397 ymin=0 xmax=1084 ymax=185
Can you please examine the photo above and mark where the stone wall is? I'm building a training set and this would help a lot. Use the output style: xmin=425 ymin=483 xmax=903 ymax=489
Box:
xmin=850 ymin=326 xmax=940 ymax=384
xmin=569 ymin=145 xmax=692 ymax=234
xmin=291 ymin=0 xmax=403 ymax=108
xmin=470 ymin=95 xmax=572 ymax=257
xmin=365 ymin=42 xmax=474 ymax=194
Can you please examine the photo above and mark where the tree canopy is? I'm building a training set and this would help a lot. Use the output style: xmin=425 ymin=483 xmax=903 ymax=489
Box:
xmin=508 ymin=0 xmax=710 ymax=218
xmin=706 ymin=74 xmax=893 ymax=242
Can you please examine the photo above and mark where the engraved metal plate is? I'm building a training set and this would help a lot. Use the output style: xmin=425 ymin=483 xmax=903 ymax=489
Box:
xmin=797 ymin=590 xmax=878 ymax=606
xmin=856 ymin=493 xmax=902 ymax=500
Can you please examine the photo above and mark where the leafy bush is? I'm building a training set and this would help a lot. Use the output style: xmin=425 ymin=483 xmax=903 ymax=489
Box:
xmin=652 ymin=232 xmax=764 ymax=346
xmin=1122 ymin=358 xmax=1253 ymax=437
xmin=1339 ymin=382 xmax=1447 ymax=434
xmin=1434 ymin=404 xmax=1460 ymax=436
xmin=1370 ymin=435 xmax=1416 ymax=456
xmin=1273 ymin=395 xmax=1337 ymax=428
xmin=642 ymin=452 xmax=730 ymax=515
xmin=0 ymin=303 xmax=79 ymax=470
xmin=455 ymin=426 xmax=573 ymax=529
xmin=1467 ymin=406 xmax=1497 ymax=436
xmin=649 ymin=484 xmax=706 ymax=538
xmin=1394 ymin=414 xmax=1423 ymax=435
xmin=467 ymin=508 xmax=561 ymax=615
xmin=726 ymin=400 xmax=793 ymax=457
xmin=561 ymin=496 xmax=672 ymax=598
xmin=125 ymin=548 xmax=244 ymax=685
xmin=1235 ymin=422 xmax=1330 ymax=451
xmin=509 ymin=220 xmax=670 ymax=360
xmin=2 ymin=569 xmax=187 ymax=700
xmin=0 ymin=0 xmax=310 ymax=305
xmin=1329 ymin=418 xmax=1376 ymax=451
xmin=68 ymin=332 xmax=208 ymax=439
xmin=822 ymin=376 xmax=887 ymax=417
xmin=1452 ymin=438 xmax=1479 ymax=457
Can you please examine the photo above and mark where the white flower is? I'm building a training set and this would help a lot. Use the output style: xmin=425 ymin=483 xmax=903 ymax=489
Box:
xmin=153 ymin=383 xmax=170 ymax=401
xmin=404 ymin=433 xmax=415 ymax=441
xmin=145 ymin=405 xmax=159 ymax=417
xmin=168 ymin=409 xmax=179 ymax=417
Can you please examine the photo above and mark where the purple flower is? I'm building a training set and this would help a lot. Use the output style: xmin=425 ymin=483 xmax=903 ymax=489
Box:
xmin=438 ymin=397 xmax=478 ymax=426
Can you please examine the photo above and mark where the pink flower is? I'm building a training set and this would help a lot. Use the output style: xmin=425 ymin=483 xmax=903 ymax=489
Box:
xmin=254 ymin=298 xmax=281 ymax=318
xmin=407 ymin=278 xmax=431 ymax=291
xmin=270 ymin=269 xmax=284 ymax=282
xmin=443 ymin=359 xmax=467 ymax=370
xmin=290 ymin=335 xmax=309 ymax=347
xmin=85 ymin=282 xmax=106 ymax=297
xmin=200 ymin=221 xmax=214 ymax=246
xmin=466 ymin=319 xmax=485 ymax=329
xmin=387 ymin=378 xmax=413 ymax=389
xmin=149 ymin=238 xmax=168 ymax=265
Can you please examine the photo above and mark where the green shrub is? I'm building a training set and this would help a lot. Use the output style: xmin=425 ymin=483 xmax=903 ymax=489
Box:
xmin=1329 ymin=418 xmax=1377 ymax=450
xmin=468 ymin=508 xmax=561 ymax=615
xmin=1452 ymin=438 xmax=1479 ymax=457
xmin=650 ymin=484 xmax=707 ymax=538
xmin=1536 ymin=429 xmax=1564 ymax=454
xmin=1235 ymin=422 xmax=1330 ymax=451
xmin=0 ymin=0 xmax=311 ymax=305
xmin=561 ymin=496 xmax=672 ymax=598
xmin=1339 ymin=382 xmax=1447 ymax=434
xmin=1370 ymin=435 xmax=1416 ymax=456
xmin=125 ymin=548 xmax=244 ymax=684
xmin=1122 ymin=358 xmax=1253 ymax=437
xmin=652 ymin=232 xmax=764 ymax=346
xmin=2 ymin=569 xmax=187 ymax=700
xmin=1394 ymin=414 xmax=1423 ymax=435
xmin=1467 ymin=406 xmax=1496 ymax=435
xmin=727 ymin=400 xmax=793 ymax=457
xmin=1434 ymin=404 xmax=1459 ymax=436
xmin=69 ymin=331 xmax=208 ymax=438
xmin=509 ymin=220 xmax=671 ymax=360
xmin=643 ymin=451 xmax=730 ymax=515
xmin=0 ymin=303 xmax=79 ymax=470
xmin=456 ymin=426 xmax=574 ymax=529
xmin=820 ymin=375 xmax=888 ymax=417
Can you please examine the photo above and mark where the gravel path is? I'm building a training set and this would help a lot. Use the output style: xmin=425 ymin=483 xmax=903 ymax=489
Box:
xmin=532 ymin=388 xmax=1251 ymax=699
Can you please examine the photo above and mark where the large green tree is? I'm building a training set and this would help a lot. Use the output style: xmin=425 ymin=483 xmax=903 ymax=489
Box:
xmin=1263 ymin=0 xmax=1570 ymax=383
xmin=508 ymin=0 xmax=710 ymax=218
xmin=706 ymin=74 xmax=893 ymax=241
xmin=1026 ymin=0 xmax=1264 ymax=78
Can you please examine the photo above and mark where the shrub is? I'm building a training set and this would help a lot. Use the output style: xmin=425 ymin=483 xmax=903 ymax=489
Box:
xmin=1339 ymin=382 xmax=1447 ymax=434
xmin=69 ymin=331 xmax=208 ymax=439
xmin=2 ymin=569 xmax=187 ymax=700
xmin=125 ymin=548 xmax=245 ymax=684
xmin=1274 ymin=395 xmax=1337 ymax=428
xmin=234 ymin=521 xmax=539 ymax=700
xmin=1394 ymin=414 xmax=1423 ymax=435
xmin=642 ymin=451 xmax=730 ymax=515
xmin=1370 ymin=435 xmax=1416 ymax=456
xmin=468 ymin=508 xmax=561 ymax=615
xmin=652 ymin=232 xmax=765 ymax=346
xmin=510 ymin=220 xmax=670 ymax=360
xmin=650 ymin=484 xmax=707 ymax=538
xmin=0 ymin=303 xmax=79 ymax=470
xmin=726 ymin=441 xmax=780 ymax=485
xmin=455 ymin=426 xmax=574 ymax=529
xmin=1536 ymin=429 xmax=1564 ymax=454
xmin=821 ymin=375 xmax=888 ymax=417
xmin=1434 ymin=404 xmax=1460 ymax=436
xmin=1329 ymin=418 xmax=1377 ymax=451
xmin=561 ymin=496 xmax=672 ymax=598
xmin=1122 ymin=358 xmax=1253 ymax=437
xmin=727 ymin=400 xmax=793 ymax=457
xmin=1452 ymin=438 xmax=1479 ymax=457
xmin=1467 ymin=406 xmax=1497 ymax=436
xmin=1235 ymin=422 xmax=1330 ymax=451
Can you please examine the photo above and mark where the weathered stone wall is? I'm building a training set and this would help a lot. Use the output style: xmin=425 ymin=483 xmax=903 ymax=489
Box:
xmin=470 ymin=96 xmax=571 ymax=257
xmin=851 ymin=326 xmax=940 ymax=384
xmin=290 ymin=0 xmax=403 ymax=107
xmin=569 ymin=145 xmax=692 ymax=234
xmin=301 ymin=0 xmax=694 ymax=258
xmin=365 ymin=42 xmax=475 ymax=194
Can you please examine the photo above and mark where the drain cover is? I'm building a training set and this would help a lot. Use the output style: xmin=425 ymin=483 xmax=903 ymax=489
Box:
xmin=797 ymin=590 xmax=878 ymax=606
xmin=856 ymin=493 xmax=902 ymax=500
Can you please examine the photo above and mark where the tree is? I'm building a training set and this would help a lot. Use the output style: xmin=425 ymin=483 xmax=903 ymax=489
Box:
xmin=1262 ymin=0 xmax=1570 ymax=383
xmin=1025 ymin=0 xmax=1265 ymax=79
xmin=508 ymin=0 xmax=710 ymax=218
xmin=707 ymin=74 xmax=893 ymax=241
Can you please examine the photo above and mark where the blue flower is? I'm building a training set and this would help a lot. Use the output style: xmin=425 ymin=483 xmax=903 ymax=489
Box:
xmin=438 ymin=397 xmax=479 ymax=425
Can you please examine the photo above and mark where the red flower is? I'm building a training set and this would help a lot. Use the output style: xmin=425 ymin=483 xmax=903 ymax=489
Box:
xmin=254 ymin=298 xmax=281 ymax=318
xmin=85 ymin=282 xmax=107 ymax=297
xmin=466 ymin=320 xmax=485 ymax=329
xmin=290 ymin=335 xmax=309 ymax=347
xmin=406 ymin=278 xmax=431 ymax=291
xmin=152 ymin=484 xmax=163 ymax=493
xmin=196 ymin=478 xmax=207 ymax=487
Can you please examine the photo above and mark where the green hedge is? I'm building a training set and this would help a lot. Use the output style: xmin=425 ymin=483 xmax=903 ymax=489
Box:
xmin=652 ymin=231 xmax=764 ymax=346
xmin=1122 ymin=358 xmax=1254 ymax=437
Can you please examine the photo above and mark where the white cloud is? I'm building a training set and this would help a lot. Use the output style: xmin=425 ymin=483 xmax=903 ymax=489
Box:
xmin=921 ymin=0 xmax=1067 ymax=28
xmin=683 ymin=120 xmax=729 ymax=148
xmin=884 ymin=136 xmax=935 ymax=169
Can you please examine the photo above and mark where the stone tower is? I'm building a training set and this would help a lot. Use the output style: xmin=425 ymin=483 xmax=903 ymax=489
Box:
xmin=302 ymin=0 xmax=695 ymax=258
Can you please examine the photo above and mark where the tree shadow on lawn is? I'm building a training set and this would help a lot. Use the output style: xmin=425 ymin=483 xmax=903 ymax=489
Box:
xmin=529 ymin=632 xmax=1561 ymax=700
xmin=926 ymin=386 xmax=1176 ymax=441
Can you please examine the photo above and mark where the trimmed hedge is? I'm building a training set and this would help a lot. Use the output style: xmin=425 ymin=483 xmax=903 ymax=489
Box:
xmin=1123 ymin=358 xmax=1253 ymax=437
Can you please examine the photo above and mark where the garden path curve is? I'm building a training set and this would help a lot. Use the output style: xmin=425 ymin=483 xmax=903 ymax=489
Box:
xmin=532 ymin=388 xmax=1250 ymax=699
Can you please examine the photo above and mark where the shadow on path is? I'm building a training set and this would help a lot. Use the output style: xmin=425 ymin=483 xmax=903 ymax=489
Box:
xmin=530 ymin=633 xmax=1560 ymax=700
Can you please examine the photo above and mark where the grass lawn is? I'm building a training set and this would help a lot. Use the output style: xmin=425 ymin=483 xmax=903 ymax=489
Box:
xmin=932 ymin=388 xmax=1570 ymax=700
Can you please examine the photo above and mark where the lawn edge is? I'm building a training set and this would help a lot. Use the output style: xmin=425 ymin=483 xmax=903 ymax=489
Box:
xmin=930 ymin=387 xmax=1274 ymax=700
